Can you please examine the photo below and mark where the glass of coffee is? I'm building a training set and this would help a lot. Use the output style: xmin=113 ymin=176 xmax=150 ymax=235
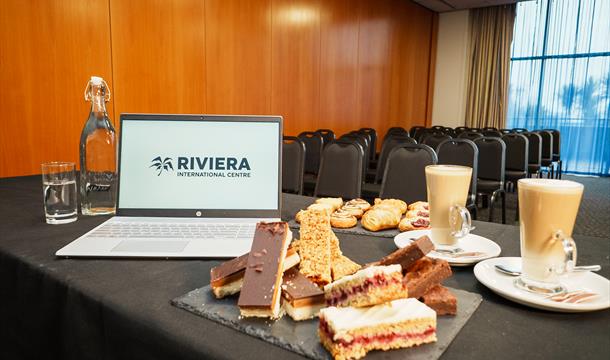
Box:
xmin=515 ymin=178 xmax=584 ymax=294
xmin=425 ymin=165 xmax=474 ymax=248
xmin=41 ymin=162 xmax=78 ymax=224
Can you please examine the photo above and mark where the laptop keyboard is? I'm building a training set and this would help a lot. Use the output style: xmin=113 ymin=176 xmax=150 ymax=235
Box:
xmin=89 ymin=222 xmax=256 ymax=239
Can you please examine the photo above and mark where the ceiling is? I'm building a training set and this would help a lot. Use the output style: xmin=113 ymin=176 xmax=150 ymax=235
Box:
xmin=412 ymin=0 xmax=522 ymax=12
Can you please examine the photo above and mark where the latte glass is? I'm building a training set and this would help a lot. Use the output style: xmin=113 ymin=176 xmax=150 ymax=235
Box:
xmin=515 ymin=178 xmax=584 ymax=294
xmin=425 ymin=165 xmax=473 ymax=248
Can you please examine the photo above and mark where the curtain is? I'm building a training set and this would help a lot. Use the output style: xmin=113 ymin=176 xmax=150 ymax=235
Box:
xmin=507 ymin=0 xmax=610 ymax=176
xmin=465 ymin=4 xmax=517 ymax=129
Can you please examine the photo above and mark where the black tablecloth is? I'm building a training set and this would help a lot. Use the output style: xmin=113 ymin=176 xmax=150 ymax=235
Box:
xmin=1 ymin=176 xmax=608 ymax=360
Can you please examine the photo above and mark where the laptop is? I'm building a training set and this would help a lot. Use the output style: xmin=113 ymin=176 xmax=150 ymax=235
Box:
xmin=56 ymin=114 xmax=282 ymax=258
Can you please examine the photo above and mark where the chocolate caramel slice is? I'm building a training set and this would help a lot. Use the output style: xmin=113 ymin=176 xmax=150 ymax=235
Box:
xmin=370 ymin=235 xmax=434 ymax=271
xmin=404 ymin=257 xmax=452 ymax=299
xmin=238 ymin=222 xmax=292 ymax=318
xmin=281 ymin=268 xmax=325 ymax=321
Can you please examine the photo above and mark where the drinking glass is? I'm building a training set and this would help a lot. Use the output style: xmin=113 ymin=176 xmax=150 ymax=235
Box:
xmin=41 ymin=162 xmax=78 ymax=224
xmin=515 ymin=178 xmax=584 ymax=295
xmin=425 ymin=165 xmax=474 ymax=249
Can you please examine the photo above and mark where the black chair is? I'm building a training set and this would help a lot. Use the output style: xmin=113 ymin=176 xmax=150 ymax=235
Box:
xmin=499 ymin=128 xmax=512 ymax=134
xmin=543 ymin=128 xmax=562 ymax=179
xmin=455 ymin=126 xmax=469 ymax=134
xmin=422 ymin=133 xmax=452 ymax=151
xmin=482 ymin=127 xmax=498 ymax=131
xmin=359 ymin=128 xmax=378 ymax=164
xmin=536 ymin=130 xmax=554 ymax=178
xmin=523 ymin=132 xmax=542 ymax=177
xmin=436 ymin=139 xmax=479 ymax=219
xmin=474 ymin=137 xmax=507 ymax=224
xmin=315 ymin=129 xmax=335 ymax=148
xmin=513 ymin=128 xmax=528 ymax=133
xmin=443 ymin=127 xmax=457 ymax=137
xmin=314 ymin=140 xmax=363 ymax=199
xmin=431 ymin=125 xmax=445 ymax=132
xmin=457 ymin=131 xmax=484 ymax=141
xmin=362 ymin=135 xmax=416 ymax=198
xmin=502 ymin=133 xmax=529 ymax=193
xmin=414 ymin=128 xmax=432 ymax=143
xmin=341 ymin=133 xmax=370 ymax=179
xmin=379 ymin=144 xmax=438 ymax=203
xmin=298 ymin=131 xmax=324 ymax=193
xmin=482 ymin=130 xmax=503 ymax=138
xmin=469 ymin=128 xmax=483 ymax=133
xmin=409 ymin=126 xmax=425 ymax=138
xmin=282 ymin=136 xmax=306 ymax=194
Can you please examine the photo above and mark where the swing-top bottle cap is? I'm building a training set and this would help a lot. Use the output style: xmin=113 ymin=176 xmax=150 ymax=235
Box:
xmin=90 ymin=76 xmax=104 ymax=85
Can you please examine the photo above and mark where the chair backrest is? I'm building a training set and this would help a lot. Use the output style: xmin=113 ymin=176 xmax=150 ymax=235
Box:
xmin=436 ymin=138 xmax=478 ymax=202
xmin=341 ymin=133 xmax=370 ymax=176
xmin=376 ymin=134 xmax=417 ymax=183
xmin=543 ymin=128 xmax=561 ymax=159
xmin=422 ymin=133 xmax=452 ymax=151
xmin=512 ymin=128 xmax=528 ymax=133
xmin=409 ymin=126 xmax=425 ymax=138
xmin=457 ymin=131 xmax=484 ymax=140
xmin=298 ymin=131 xmax=324 ymax=174
xmin=359 ymin=128 xmax=377 ymax=160
xmin=281 ymin=136 xmax=306 ymax=194
xmin=499 ymin=128 xmax=512 ymax=134
xmin=474 ymin=137 xmax=506 ymax=183
xmin=314 ymin=140 xmax=363 ymax=199
xmin=380 ymin=144 xmax=438 ymax=203
xmin=443 ymin=127 xmax=457 ymax=137
xmin=468 ymin=128 xmax=483 ymax=133
xmin=482 ymin=127 xmax=498 ymax=131
xmin=455 ymin=126 xmax=469 ymax=134
xmin=482 ymin=130 xmax=503 ymax=138
xmin=535 ymin=130 xmax=553 ymax=160
xmin=431 ymin=125 xmax=445 ymax=132
xmin=315 ymin=129 xmax=335 ymax=147
xmin=414 ymin=128 xmax=432 ymax=143
xmin=523 ymin=132 xmax=542 ymax=166
xmin=502 ymin=133 xmax=529 ymax=172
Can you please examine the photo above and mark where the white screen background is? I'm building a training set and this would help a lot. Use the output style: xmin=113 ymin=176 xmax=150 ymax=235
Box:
xmin=118 ymin=119 xmax=280 ymax=210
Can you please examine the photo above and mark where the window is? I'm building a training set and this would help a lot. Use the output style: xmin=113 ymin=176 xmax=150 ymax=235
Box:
xmin=507 ymin=0 xmax=610 ymax=175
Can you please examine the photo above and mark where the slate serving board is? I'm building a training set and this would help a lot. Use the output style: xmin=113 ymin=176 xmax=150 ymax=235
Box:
xmin=172 ymin=286 xmax=482 ymax=360
xmin=288 ymin=220 xmax=400 ymax=239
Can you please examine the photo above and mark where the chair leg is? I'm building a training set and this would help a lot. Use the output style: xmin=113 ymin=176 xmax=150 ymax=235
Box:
xmin=558 ymin=160 xmax=563 ymax=179
xmin=501 ymin=190 xmax=506 ymax=224
xmin=488 ymin=192 xmax=496 ymax=222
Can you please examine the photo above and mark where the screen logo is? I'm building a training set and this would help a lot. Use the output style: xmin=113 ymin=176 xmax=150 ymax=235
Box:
xmin=150 ymin=156 xmax=174 ymax=176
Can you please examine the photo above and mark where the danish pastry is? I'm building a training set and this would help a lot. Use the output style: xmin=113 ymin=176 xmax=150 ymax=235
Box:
xmin=408 ymin=201 xmax=429 ymax=211
xmin=345 ymin=198 xmax=371 ymax=212
xmin=374 ymin=198 xmax=408 ymax=214
xmin=307 ymin=203 xmax=334 ymax=215
xmin=398 ymin=216 xmax=431 ymax=232
xmin=340 ymin=204 xmax=364 ymax=219
xmin=361 ymin=206 xmax=402 ymax=231
xmin=330 ymin=209 xmax=358 ymax=228
xmin=315 ymin=197 xmax=343 ymax=212
xmin=406 ymin=209 xmax=429 ymax=218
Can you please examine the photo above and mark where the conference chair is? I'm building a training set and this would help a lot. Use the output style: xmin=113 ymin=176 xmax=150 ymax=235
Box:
xmin=455 ymin=126 xmax=469 ymax=134
xmin=468 ymin=128 xmax=483 ymax=133
xmin=443 ymin=127 xmax=457 ymax=137
xmin=482 ymin=127 xmax=498 ymax=131
xmin=298 ymin=131 xmax=324 ymax=194
xmin=281 ymin=136 xmax=306 ymax=194
xmin=359 ymin=127 xmax=378 ymax=165
xmin=457 ymin=131 xmax=484 ymax=141
xmin=543 ymin=128 xmax=562 ymax=179
xmin=422 ymin=133 xmax=452 ymax=151
xmin=409 ymin=126 xmax=425 ymax=138
xmin=315 ymin=129 xmax=335 ymax=148
xmin=414 ymin=128 xmax=433 ymax=143
xmin=536 ymin=130 xmax=554 ymax=178
xmin=474 ymin=137 xmax=507 ymax=224
xmin=314 ymin=140 xmax=363 ymax=199
xmin=431 ymin=125 xmax=445 ymax=132
xmin=512 ymin=128 xmax=528 ymax=133
xmin=482 ymin=130 xmax=503 ymax=138
xmin=523 ymin=132 xmax=542 ymax=178
xmin=379 ymin=144 xmax=438 ymax=204
xmin=436 ymin=138 xmax=479 ymax=219
xmin=502 ymin=133 xmax=529 ymax=193
xmin=362 ymin=135 xmax=416 ymax=198
xmin=341 ymin=133 xmax=370 ymax=179
xmin=499 ymin=129 xmax=512 ymax=134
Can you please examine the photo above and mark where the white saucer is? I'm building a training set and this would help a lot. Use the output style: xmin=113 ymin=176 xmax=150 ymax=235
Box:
xmin=394 ymin=229 xmax=501 ymax=266
xmin=474 ymin=257 xmax=610 ymax=312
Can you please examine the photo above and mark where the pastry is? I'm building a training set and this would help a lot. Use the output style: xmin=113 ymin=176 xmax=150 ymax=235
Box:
xmin=331 ymin=255 xmax=362 ymax=281
xmin=319 ymin=298 xmax=437 ymax=360
xmin=408 ymin=201 xmax=429 ymax=211
xmin=330 ymin=209 xmax=358 ymax=228
xmin=238 ymin=222 xmax=292 ymax=318
xmin=282 ymin=268 xmax=325 ymax=321
xmin=404 ymin=257 xmax=452 ymax=299
xmin=340 ymin=204 xmax=364 ymax=219
xmin=298 ymin=209 xmax=333 ymax=285
xmin=406 ymin=209 xmax=429 ymax=218
xmin=210 ymin=246 xmax=300 ymax=298
xmin=369 ymin=235 xmax=434 ymax=271
xmin=420 ymin=284 xmax=457 ymax=316
xmin=344 ymin=198 xmax=371 ymax=212
xmin=315 ymin=197 xmax=343 ymax=212
xmin=361 ymin=206 xmax=401 ymax=231
xmin=308 ymin=202 xmax=334 ymax=215
xmin=324 ymin=265 xmax=407 ymax=307
xmin=398 ymin=216 xmax=431 ymax=232
xmin=374 ymin=198 xmax=408 ymax=214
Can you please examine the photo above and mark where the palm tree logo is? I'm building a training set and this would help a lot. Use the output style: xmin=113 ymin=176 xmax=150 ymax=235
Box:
xmin=150 ymin=156 xmax=174 ymax=176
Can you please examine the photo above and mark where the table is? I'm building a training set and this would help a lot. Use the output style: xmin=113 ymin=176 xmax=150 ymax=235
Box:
xmin=1 ymin=175 xmax=608 ymax=360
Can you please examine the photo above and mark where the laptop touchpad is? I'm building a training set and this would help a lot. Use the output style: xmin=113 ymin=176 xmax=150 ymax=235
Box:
xmin=111 ymin=240 xmax=189 ymax=253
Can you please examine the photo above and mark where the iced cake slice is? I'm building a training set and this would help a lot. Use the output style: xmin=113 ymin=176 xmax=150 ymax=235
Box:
xmin=324 ymin=265 xmax=407 ymax=307
xmin=237 ymin=222 xmax=292 ymax=318
xmin=319 ymin=298 xmax=437 ymax=360
xmin=210 ymin=247 xmax=300 ymax=299
xmin=281 ymin=268 xmax=325 ymax=321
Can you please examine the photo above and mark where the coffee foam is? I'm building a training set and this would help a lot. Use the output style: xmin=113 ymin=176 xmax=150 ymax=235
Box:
xmin=518 ymin=179 xmax=583 ymax=194
xmin=425 ymin=165 xmax=472 ymax=176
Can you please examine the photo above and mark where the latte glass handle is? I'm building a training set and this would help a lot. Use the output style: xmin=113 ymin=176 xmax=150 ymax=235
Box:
xmin=552 ymin=230 xmax=577 ymax=274
xmin=449 ymin=205 xmax=472 ymax=239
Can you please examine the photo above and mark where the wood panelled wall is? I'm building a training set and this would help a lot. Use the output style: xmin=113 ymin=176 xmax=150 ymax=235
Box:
xmin=0 ymin=0 xmax=437 ymax=178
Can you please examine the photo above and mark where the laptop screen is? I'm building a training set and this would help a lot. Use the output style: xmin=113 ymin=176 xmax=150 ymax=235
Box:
xmin=117 ymin=115 xmax=281 ymax=217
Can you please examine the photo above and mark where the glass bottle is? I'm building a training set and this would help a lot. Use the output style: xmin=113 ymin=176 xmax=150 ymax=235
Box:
xmin=79 ymin=76 xmax=117 ymax=215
